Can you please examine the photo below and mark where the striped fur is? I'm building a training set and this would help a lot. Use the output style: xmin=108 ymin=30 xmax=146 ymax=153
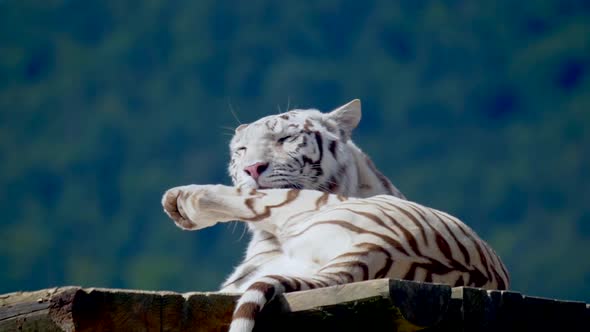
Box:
xmin=162 ymin=185 xmax=510 ymax=332
xmin=225 ymin=99 xmax=404 ymax=293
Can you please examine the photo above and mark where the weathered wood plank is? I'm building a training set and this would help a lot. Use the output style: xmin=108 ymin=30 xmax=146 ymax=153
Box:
xmin=250 ymin=279 xmax=451 ymax=332
xmin=0 ymin=287 xmax=77 ymax=332
xmin=1 ymin=280 xmax=450 ymax=331
xmin=180 ymin=292 xmax=239 ymax=332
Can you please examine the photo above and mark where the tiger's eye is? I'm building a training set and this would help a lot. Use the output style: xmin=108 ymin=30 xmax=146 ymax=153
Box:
xmin=277 ymin=136 xmax=292 ymax=144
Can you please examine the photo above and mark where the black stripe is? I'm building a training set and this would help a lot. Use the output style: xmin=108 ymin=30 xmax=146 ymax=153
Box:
xmin=314 ymin=131 xmax=324 ymax=176
xmin=376 ymin=258 xmax=394 ymax=278
xmin=430 ymin=210 xmax=471 ymax=266
xmin=331 ymin=207 xmax=400 ymax=236
xmin=455 ymin=275 xmax=465 ymax=287
xmin=370 ymin=198 xmax=430 ymax=246
xmin=267 ymin=275 xmax=297 ymax=292
xmin=434 ymin=211 xmax=493 ymax=281
xmin=390 ymin=204 xmax=429 ymax=246
xmin=328 ymin=140 xmax=337 ymax=159
xmin=248 ymin=281 xmax=276 ymax=301
xmin=375 ymin=206 xmax=421 ymax=255
xmin=243 ymin=189 xmax=300 ymax=221
xmin=356 ymin=242 xmax=395 ymax=278
xmin=287 ymin=220 xmax=410 ymax=256
xmin=233 ymin=302 xmax=260 ymax=320
xmin=318 ymin=261 xmax=369 ymax=280
xmin=404 ymin=204 xmax=457 ymax=263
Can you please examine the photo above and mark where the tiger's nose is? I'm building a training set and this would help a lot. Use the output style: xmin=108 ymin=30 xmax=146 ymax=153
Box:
xmin=244 ymin=162 xmax=269 ymax=181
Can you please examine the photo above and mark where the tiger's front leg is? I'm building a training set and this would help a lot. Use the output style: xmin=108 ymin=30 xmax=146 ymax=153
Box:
xmin=162 ymin=184 xmax=339 ymax=232
xmin=162 ymin=184 xmax=268 ymax=230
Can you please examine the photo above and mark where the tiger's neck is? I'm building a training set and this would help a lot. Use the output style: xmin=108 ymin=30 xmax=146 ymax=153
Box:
xmin=337 ymin=142 xmax=406 ymax=199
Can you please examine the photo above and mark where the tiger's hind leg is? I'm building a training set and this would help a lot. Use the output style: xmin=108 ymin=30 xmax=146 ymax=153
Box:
xmin=228 ymin=247 xmax=392 ymax=332
xmin=228 ymin=273 xmax=346 ymax=332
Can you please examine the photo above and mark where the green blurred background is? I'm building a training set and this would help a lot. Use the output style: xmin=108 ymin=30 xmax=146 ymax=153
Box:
xmin=1 ymin=0 xmax=589 ymax=302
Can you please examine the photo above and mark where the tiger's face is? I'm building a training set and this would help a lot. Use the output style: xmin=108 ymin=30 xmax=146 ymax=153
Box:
xmin=228 ymin=100 xmax=361 ymax=192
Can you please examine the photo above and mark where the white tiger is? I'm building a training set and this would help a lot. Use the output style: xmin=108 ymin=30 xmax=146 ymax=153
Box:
xmin=162 ymin=185 xmax=510 ymax=332
xmin=161 ymin=100 xmax=509 ymax=332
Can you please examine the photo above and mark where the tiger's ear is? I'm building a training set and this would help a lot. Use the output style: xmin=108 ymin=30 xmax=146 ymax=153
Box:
xmin=327 ymin=99 xmax=362 ymax=137
xmin=235 ymin=124 xmax=248 ymax=133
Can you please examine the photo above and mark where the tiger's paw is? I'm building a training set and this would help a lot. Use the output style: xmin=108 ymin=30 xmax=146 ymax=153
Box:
xmin=162 ymin=185 xmax=219 ymax=230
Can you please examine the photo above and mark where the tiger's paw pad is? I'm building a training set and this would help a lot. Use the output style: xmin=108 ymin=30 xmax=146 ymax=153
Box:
xmin=162 ymin=186 xmax=192 ymax=229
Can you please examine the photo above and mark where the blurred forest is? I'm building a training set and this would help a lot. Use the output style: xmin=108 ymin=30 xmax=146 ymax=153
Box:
xmin=1 ymin=0 xmax=589 ymax=301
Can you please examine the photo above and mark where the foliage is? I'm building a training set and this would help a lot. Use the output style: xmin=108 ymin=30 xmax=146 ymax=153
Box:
xmin=0 ymin=0 xmax=589 ymax=301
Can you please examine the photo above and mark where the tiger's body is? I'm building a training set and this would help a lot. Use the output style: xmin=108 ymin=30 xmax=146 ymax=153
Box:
xmin=162 ymin=185 xmax=509 ymax=332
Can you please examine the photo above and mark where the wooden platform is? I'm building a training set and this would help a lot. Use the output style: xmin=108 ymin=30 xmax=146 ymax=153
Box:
xmin=1 ymin=279 xmax=588 ymax=331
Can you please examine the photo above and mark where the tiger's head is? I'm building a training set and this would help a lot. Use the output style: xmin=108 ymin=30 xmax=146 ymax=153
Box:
xmin=228 ymin=100 xmax=362 ymax=192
